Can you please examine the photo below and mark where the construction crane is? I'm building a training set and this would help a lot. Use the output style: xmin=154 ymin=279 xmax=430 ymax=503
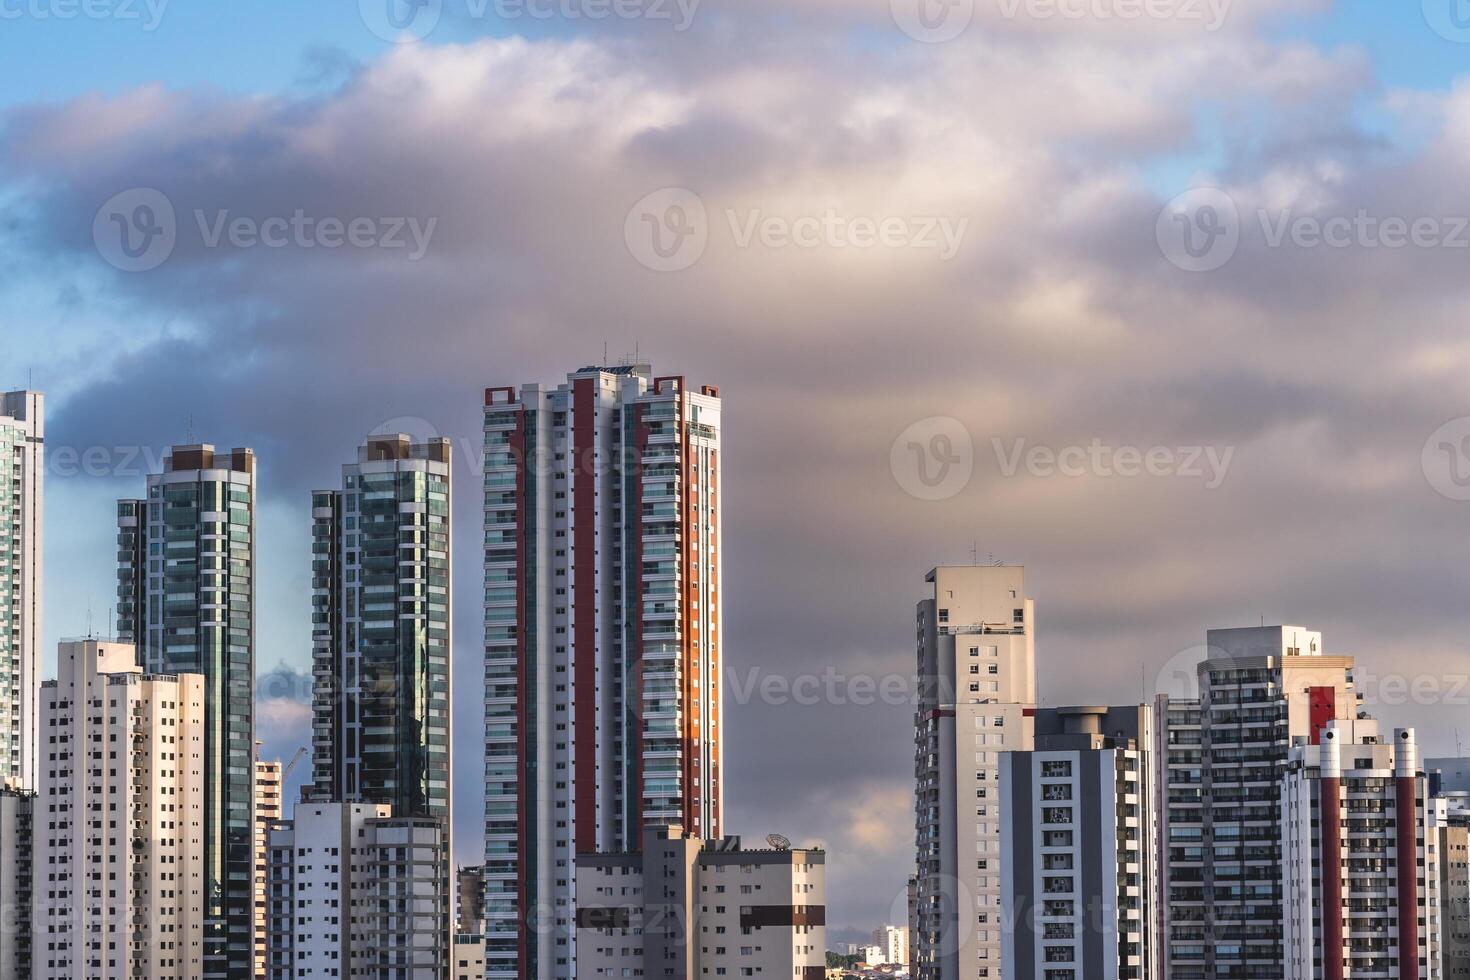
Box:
xmin=281 ymin=746 xmax=308 ymax=782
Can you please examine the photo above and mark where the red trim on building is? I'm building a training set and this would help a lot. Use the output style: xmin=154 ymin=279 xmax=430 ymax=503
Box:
xmin=1397 ymin=776 xmax=1421 ymax=980
xmin=1309 ymin=686 xmax=1336 ymax=745
xmin=1320 ymin=775 xmax=1345 ymax=980
xmin=486 ymin=386 xmax=516 ymax=406
xmin=573 ymin=377 xmax=598 ymax=853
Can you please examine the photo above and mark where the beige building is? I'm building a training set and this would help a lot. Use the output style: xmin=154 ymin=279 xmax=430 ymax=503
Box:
xmin=914 ymin=565 xmax=1037 ymax=980
xmin=34 ymin=638 xmax=206 ymax=980
xmin=1440 ymin=800 xmax=1470 ymax=979
xmin=575 ymin=825 xmax=826 ymax=980
xmin=453 ymin=935 xmax=486 ymax=980
xmin=872 ymin=925 xmax=909 ymax=968
xmin=253 ymin=752 xmax=283 ymax=980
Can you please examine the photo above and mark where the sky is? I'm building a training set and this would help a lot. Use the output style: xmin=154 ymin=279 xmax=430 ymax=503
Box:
xmin=5 ymin=0 xmax=1470 ymax=941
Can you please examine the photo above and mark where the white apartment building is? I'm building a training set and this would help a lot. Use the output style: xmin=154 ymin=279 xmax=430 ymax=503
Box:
xmin=34 ymin=638 xmax=206 ymax=980
xmin=574 ymin=825 xmax=825 ymax=980
xmin=872 ymin=925 xmax=909 ymax=968
xmin=266 ymin=801 xmax=450 ymax=980
xmin=0 ymin=786 xmax=35 ymax=980
xmin=0 ymin=390 xmax=43 ymax=791
xmin=999 ymin=706 xmax=1157 ymax=980
xmin=1281 ymin=721 xmax=1441 ymax=979
xmin=254 ymin=752 xmax=283 ymax=980
xmin=914 ymin=565 xmax=1036 ymax=980
xmin=483 ymin=366 xmax=723 ymax=980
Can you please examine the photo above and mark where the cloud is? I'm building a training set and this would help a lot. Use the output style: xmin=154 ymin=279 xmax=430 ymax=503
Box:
xmin=9 ymin=8 xmax=1470 ymax=931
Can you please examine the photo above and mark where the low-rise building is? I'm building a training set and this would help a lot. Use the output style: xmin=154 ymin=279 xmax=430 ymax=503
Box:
xmin=452 ymin=934 xmax=485 ymax=980
xmin=575 ymin=825 xmax=826 ymax=980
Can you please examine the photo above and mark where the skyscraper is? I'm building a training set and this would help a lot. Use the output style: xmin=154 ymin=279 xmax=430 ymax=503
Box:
xmin=0 ymin=390 xmax=42 ymax=792
xmin=482 ymin=366 xmax=723 ymax=980
xmin=307 ymin=433 xmax=453 ymax=821
xmin=117 ymin=444 xmax=257 ymax=980
xmin=253 ymin=750 xmax=282 ymax=980
xmin=913 ymin=564 xmax=1037 ymax=980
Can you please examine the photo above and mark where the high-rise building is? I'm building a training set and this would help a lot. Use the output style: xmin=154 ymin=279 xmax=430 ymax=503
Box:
xmin=308 ymin=434 xmax=452 ymax=821
xmin=574 ymin=825 xmax=826 ymax=980
xmin=0 ymin=786 xmax=35 ymax=980
xmin=1439 ymin=799 xmax=1470 ymax=978
xmin=266 ymin=801 xmax=451 ymax=980
xmin=35 ymin=638 xmax=206 ymax=980
xmin=482 ymin=367 xmax=723 ymax=980
xmin=999 ymin=705 xmax=1157 ymax=980
xmin=0 ymin=390 xmax=43 ymax=792
xmin=872 ymin=925 xmax=910 ymax=970
xmin=1152 ymin=696 xmax=1204 ymax=980
xmin=117 ymin=444 xmax=257 ymax=980
xmin=1188 ymin=626 xmax=1359 ymax=980
xmin=1281 ymin=721 xmax=1441 ymax=979
xmin=253 ymin=751 xmax=283 ymax=980
xmin=914 ymin=565 xmax=1036 ymax=980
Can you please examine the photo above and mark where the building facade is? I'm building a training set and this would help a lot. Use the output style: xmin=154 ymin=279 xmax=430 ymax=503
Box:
xmin=482 ymin=366 xmax=723 ymax=980
xmin=1152 ymin=696 xmax=1204 ymax=980
xmin=1281 ymin=721 xmax=1441 ymax=979
xmin=458 ymin=866 xmax=486 ymax=936
xmin=254 ymin=752 xmax=283 ymax=980
xmin=0 ymin=786 xmax=35 ymax=980
xmin=1440 ymin=800 xmax=1470 ymax=980
xmin=308 ymin=434 xmax=452 ymax=822
xmin=872 ymin=925 xmax=910 ymax=969
xmin=1189 ymin=626 xmax=1359 ymax=980
xmin=1000 ymin=705 xmax=1157 ymax=980
xmin=0 ymin=390 xmax=43 ymax=792
xmin=574 ymin=825 xmax=825 ymax=980
xmin=266 ymin=801 xmax=451 ymax=980
xmin=34 ymin=638 xmax=205 ymax=980
xmin=117 ymin=444 xmax=257 ymax=980
xmin=914 ymin=565 xmax=1037 ymax=980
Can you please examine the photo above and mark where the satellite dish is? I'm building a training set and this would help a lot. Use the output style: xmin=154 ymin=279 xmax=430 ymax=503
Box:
xmin=767 ymin=834 xmax=791 ymax=851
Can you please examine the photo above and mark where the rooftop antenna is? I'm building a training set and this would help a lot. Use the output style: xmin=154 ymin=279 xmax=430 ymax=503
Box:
xmin=186 ymin=413 xmax=195 ymax=445
xmin=970 ymin=541 xmax=979 ymax=566
xmin=603 ymin=342 xmax=609 ymax=367
xmin=86 ymin=602 xmax=94 ymax=640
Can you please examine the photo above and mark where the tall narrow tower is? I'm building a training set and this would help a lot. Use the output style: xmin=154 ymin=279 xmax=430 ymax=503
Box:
xmin=0 ymin=390 xmax=42 ymax=792
xmin=482 ymin=366 xmax=723 ymax=980
xmin=307 ymin=432 xmax=453 ymax=821
xmin=117 ymin=444 xmax=257 ymax=980
xmin=913 ymin=564 xmax=1037 ymax=980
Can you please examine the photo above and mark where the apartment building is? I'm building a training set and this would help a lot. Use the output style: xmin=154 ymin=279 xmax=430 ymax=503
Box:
xmin=482 ymin=366 xmax=723 ymax=980
xmin=254 ymin=752 xmax=283 ymax=980
xmin=265 ymin=801 xmax=451 ymax=980
xmin=574 ymin=825 xmax=825 ymax=980
xmin=0 ymin=390 xmax=43 ymax=791
xmin=1000 ymin=705 xmax=1157 ymax=980
xmin=914 ymin=565 xmax=1037 ymax=980
xmin=1281 ymin=721 xmax=1441 ymax=979
xmin=34 ymin=638 xmax=205 ymax=980
xmin=307 ymin=434 xmax=452 ymax=823
xmin=1440 ymin=798 xmax=1470 ymax=979
xmin=0 ymin=786 xmax=35 ymax=980
xmin=873 ymin=925 xmax=910 ymax=969
xmin=1152 ymin=696 xmax=1204 ymax=980
xmin=117 ymin=444 xmax=257 ymax=980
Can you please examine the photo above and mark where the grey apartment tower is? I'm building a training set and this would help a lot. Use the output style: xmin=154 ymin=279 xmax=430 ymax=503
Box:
xmin=117 ymin=444 xmax=257 ymax=980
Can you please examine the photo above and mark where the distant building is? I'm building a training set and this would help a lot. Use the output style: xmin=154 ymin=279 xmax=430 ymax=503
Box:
xmin=1151 ymin=695 xmax=1203 ymax=979
xmin=913 ymin=565 xmax=1037 ymax=980
xmin=266 ymin=801 xmax=451 ymax=980
xmin=453 ymin=935 xmax=486 ymax=980
xmin=1000 ymin=705 xmax=1158 ymax=980
xmin=872 ymin=925 xmax=909 ymax=968
xmin=0 ymin=390 xmax=42 ymax=795
xmin=253 ymin=752 xmax=283 ymax=980
xmin=574 ymin=825 xmax=825 ymax=980
xmin=1441 ymin=798 xmax=1470 ymax=979
xmin=457 ymin=865 xmax=485 ymax=936
xmin=35 ymin=638 xmax=206 ymax=980
xmin=1281 ymin=722 xmax=1441 ymax=979
xmin=0 ymin=786 xmax=34 ymax=980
